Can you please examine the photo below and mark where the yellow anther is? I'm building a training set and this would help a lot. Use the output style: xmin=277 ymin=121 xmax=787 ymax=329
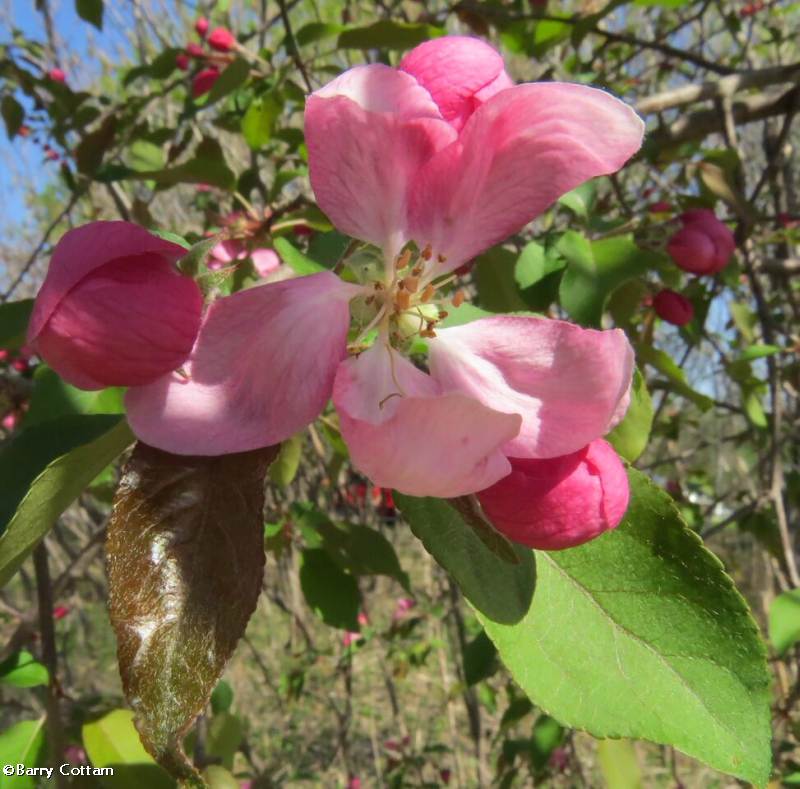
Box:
xmin=395 ymin=290 xmax=411 ymax=311
xmin=396 ymin=249 xmax=412 ymax=270
xmin=421 ymin=244 xmax=433 ymax=260
xmin=411 ymin=265 xmax=424 ymax=276
xmin=438 ymin=310 xmax=449 ymax=319
xmin=421 ymin=284 xmax=436 ymax=302
xmin=402 ymin=276 xmax=420 ymax=293
xmin=452 ymin=290 xmax=466 ymax=308
xmin=437 ymin=253 xmax=447 ymax=263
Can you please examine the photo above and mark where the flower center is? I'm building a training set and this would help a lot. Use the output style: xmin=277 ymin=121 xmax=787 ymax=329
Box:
xmin=347 ymin=244 xmax=466 ymax=355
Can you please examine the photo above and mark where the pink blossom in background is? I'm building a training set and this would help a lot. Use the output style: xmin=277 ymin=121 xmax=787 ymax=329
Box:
xmin=195 ymin=17 xmax=209 ymax=37
xmin=53 ymin=605 xmax=70 ymax=620
xmin=0 ymin=349 xmax=8 ymax=362
xmin=392 ymin=598 xmax=416 ymax=621
xmin=48 ymin=68 xmax=66 ymax=83
xmin=477 ymin=439 xmax=629 ymax=549
xmin=347 ymin=778 xmax=361 ymax=789
xmin=28 ymin=222 xmax=202 ymax=390
xmin=192 ymin=68 xmax=220 ymax=98
xmin=1 ymin=412 xmax=19 ymax=431
xmin=666 ymin=209 xmax=735 ymax=275
xmin=63 ymin=746 xmax=86 ymax=765
xmin=342 ymin=631 xmax=362 ymax=647
xmin=357 ymin=611 xmax=369 ymax=627
xmin=208 ymin=27 xmax=236 ymax=52
xmin=653 ymin=289 xmax=694 ymax=326
xmin=209 ymin=240 xmax=282 ymax=277
xmin=648 ymin=200 xmax=672 ymax=213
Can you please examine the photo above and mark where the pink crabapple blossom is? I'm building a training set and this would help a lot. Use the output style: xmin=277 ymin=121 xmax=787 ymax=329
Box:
xmin=31 ymin=36 xmax=644 ymax=549
xmin=666 ymin=208 xmax=735 ymax=275
xmin=653 ymin=288 xmax=694 ymax=326
xmin=28 ymin=222 xmax=203 ymax=390
xmin=208 ymin=240 xmax=283 ymax=277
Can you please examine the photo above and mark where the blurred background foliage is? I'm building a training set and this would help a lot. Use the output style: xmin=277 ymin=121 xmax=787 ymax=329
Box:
xmin=0 ymin=0 xmax=799 ymax=786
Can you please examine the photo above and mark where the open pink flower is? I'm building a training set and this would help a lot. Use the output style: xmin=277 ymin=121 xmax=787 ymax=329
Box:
xmin=121 ymin=37 xmax=641 ymax=506
xmin=666 ymin=209 xmax=735 ymax=275
xmin=477 ymin=439 xmax=629 ymax=549
xmin=28 ymin=222 xmax=202 ymax=390
xmin=209 ymin=240 xmax=282 ymax=277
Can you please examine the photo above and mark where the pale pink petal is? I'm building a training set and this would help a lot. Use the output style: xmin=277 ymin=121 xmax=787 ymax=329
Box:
xmin=333 ymin=342 xmax=520 ymax=497
xmin=210 ymin=240 xmax=241 ymax=264
xmin=408 ymin=83 xmax=644 ymax=273
xmin=477 ymin=439 xmax=629 ymax=550
xmin=126 ymin=273 xmax=363 ymax=455
xmin=28 ymin=221 xmax=187 ymax=342
xmin=428 ymin=316 xmax=634 ymax=459
xmin=36 ymin=256 xmax=202 ymax=390
xmin=305 ymin=64 xmax=456 ymax=259
xmin=250 ymin=248 xmax=282 ymax=277
xmin=399 ymin=37 xmax=511 ymax=132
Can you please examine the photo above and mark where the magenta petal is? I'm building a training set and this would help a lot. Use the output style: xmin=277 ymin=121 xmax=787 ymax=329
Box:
xmin=477 ymin=439 xmax=629 ymax=550
xmin=305 ymin=64 xmax=456 ymax=257
xmin=399 ymin=36 xmax=510 ymax=132
xmin=36 ymin=256 xmax=203 ymax=389
xmin=333 ymin=342 xmax=520 ymax=497
xmin=126 ymin=273 xmax=362 ymax=455
xmin=429 ymin=316 xmax=634 ymax=459
xmin=408 ymin=83 xmax=644 ymax=272
xmin=28 ymin=221 xmax=187 ymax=342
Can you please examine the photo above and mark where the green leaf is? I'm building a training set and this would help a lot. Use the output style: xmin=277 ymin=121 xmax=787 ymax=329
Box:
xmin=0 ymin=415 xmax=133 ymax=587
xmin=25 ymin=366 xmax=124 ymax=428
xmin=135 ymin=138 xmax=236 ymax=191
xmin=82 ymin=709 xmax=173 ymax=789
xmin=475 ymin=246 xmax=528 ymax=312
xmin=1 ymin=95 xmax=24 ymax=138
xmin=205 ymin=712 xmax=242 ymax=770
xmin=463 ymin=630 xmax=497 ymax=686
xmin=478 ymin=469 xmax=772 ymax=786
xmin=558 ymin=233 xmax=655 ymax=326
xmin=241 ymin=93 xmax=281 ymax=150
xmin=637 ymin=344 xmax=714 ymax=411
xmin=206 ymin=58 xmax=250 ymax=106
xmin=0 ymin=719 xmax=46 ymax=789
xmin=557 ymin=181 xmax=596 ymax=220
xmin=337 ymin=21 xmax=444 ymax=50
xmin=737 ymin=343 xmax=781 ymax=362
xmin=203 ymin=765 xmax=239 ymax=789
xmin=273 ymin=237 xmax=326 ymax=275
xmin=395 ymin=494 xmax=535 ymax=624
xmin=299 ymin=548 xmax=360 ymax=630
xmin=76 ymin=114 xmax=117 ymax=175
xmin=769 ymin=589 xmax=800 ymax=656
xmin=128 ymin=139 xmax=165 ymax=172
xmin=597 ymin=739 xmax=643 ymax=789
xmin=514 ymin=241 xmax=564 ymax=290
xmin=0 ymin=299 xmax=33 ymax=350
xmin=107 ymin=443 xmax=277 ymax=785
xmin=0 ymin=650 xmax=49 ymax=688
xmin=210 ymin=680 xmax=234 ymax=715
xmin=294 ymin=21 xmax=344 ymax=47
xmin=607 ymin=369 xmax=653 ymax=462
xmin=75 ymin=0 xmax=103 ymax=29
xmin=269 ymin=433 xmax=304 ymax=486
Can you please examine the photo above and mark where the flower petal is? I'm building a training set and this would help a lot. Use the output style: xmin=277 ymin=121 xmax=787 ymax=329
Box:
xmin=28 ymin=221 xmax=187 ymax=342
xmin=333 ymin=342 xmax=520 ymax=497
xmin=251 ymin=248 xmax=281 ymax=277
xmin=399 ymin=36 xmax=511 ymax=132
xmin=126 ymin=272 xmax=362 ymax=455
xmin=429 ymin=316 xmax=634 ymax=458
xmin=36 ymin=256 xmax=202 ymax=390
xmin=408 ymin=83 xmax=644 ymax=272
xmin=305 ymin=64 xmax=456 ymax=259
xmin=477 ymin=439 xmax=629 ymax=550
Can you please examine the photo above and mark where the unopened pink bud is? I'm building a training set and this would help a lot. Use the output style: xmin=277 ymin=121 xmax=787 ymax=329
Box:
xmin=28 ymin=221 xmax=202 ymax=391
xmin=666 ymin=209 xmax=735 ymax=275
xmin=208 ymin=27 xmax=236 ymax=52
xmin=357 ymin=611 xmax=368 ymax=627
xmin=186 ymin=42 xmax=205 ymax=58
xmin=648 ymin=200 xmax=672 ymax=213
xmin=176 ymin=53 xmax=190 ymax=71
xmin=53 ymin=605 xmax=70 ymax=620
xmin=478 ymin=439 xmax=629 ymax=550
xmin=63 ymin=745 xmax=86 ymax=765
xmin=0 ymin=349 xmax=8 ymax=362
xmin=48 ymin=68 xmax=66 ymax=83
xmin=1 ymin=412 xmax=19 ymax=431
xmin=653 ymin=289 xmax=694 ymax=326
xmin=192 ymin=68 xmax=220 ymax=98
xmin=195 ymin=17 xmax=209 ymax=37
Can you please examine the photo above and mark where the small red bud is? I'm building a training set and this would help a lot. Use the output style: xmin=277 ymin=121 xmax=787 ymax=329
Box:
xmin=48 ymin=68 xmax=66 ymax=83
xmin=648 ymin=200 xmax=672 ymax=213
xmin=653 ymin=289 xmax=694 ymax=326
xmin=192 ymin=68 xmax=220 ymax=98
xmin=195 ymin=17 xmax=209 ymax=38
xmin=186 ymin=42 xmax=205 ymax=58
xmin=176 ymin=53 xmax=190 ymax=71
xmin=208 ymin=27 xmax=236 ymax=52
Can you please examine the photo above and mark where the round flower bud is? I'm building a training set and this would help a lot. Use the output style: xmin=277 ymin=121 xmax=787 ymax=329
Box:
xmin=666 ymin=209 xmax=735 ymax=275
xmin=477 ymin=439 xmax=629 ymax=550
xmin=48 ymin=68 xmax=66 ymax=83
xmin=176 ymin=53 xmax=190 ymax=71
xmin=28 ymin=222 xmax=203 ymax=390
xmin=653 ymin=288 xmax=694 ymax=326
xmin=192 ymin=68 xmax=220 ymax=98
xmin=208 ymin=27 xmax=236 ymax=52
xmin=186 ymin=42 xmax=205 ymax=58
xmin=195 ymin=17 xmax=209 ymax=37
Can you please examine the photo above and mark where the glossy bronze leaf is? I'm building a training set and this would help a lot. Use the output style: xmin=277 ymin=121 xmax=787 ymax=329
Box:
xmin=107 ymin=442 xmax=277 ymax=785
